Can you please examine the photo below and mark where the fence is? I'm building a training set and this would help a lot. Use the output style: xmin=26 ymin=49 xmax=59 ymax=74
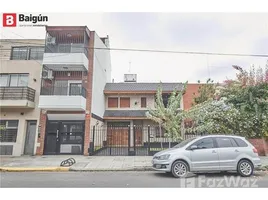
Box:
xmin=0 ymin=87 xmax=35 ymax=102
xmin=89 ymin=125 xmax=200 ymax=156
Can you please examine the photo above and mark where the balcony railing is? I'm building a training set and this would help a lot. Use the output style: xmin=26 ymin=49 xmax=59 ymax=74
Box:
xmin=0 ymin=87 xmax=35 ymax=102
xmin=45 ymin=44 xmax=88 ymax=58
xmin=40 ymin=86 xmax=87 ymax=98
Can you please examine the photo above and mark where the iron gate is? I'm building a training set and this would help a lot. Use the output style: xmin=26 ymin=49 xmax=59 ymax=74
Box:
xmin=88 ymin=125 xmax=196 ymax=156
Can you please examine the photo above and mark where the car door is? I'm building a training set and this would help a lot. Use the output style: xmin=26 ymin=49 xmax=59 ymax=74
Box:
xmin=215 ymin=137 xmax=240 ymax=171
xmin=189 ymin=137 xmax=220 ymax=171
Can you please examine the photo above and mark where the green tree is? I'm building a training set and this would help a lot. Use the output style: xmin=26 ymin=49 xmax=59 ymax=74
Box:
xmin=192 ymin=78 xmax=217 ymax=106
xmin=146 ymin=82 xmax=187 ymax=140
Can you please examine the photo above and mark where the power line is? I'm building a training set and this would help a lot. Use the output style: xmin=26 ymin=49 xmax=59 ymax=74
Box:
xmin=1 ymin=40 xmax=268 ymax=58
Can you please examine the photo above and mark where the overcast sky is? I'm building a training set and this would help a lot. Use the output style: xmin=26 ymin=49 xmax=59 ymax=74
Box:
xmin=1 ymin=13 xmax=267 ymax=83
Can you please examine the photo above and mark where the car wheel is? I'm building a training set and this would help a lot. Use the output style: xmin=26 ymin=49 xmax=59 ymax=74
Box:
xmin=237 ymin=160 xmax=254 ymax=177
xmin=171 ymin=160 xmax=188 ymax=178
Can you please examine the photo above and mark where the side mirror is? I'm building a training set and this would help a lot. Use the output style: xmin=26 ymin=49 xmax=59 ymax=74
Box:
xmin=190 ymin=145 xmax=198 ymax=150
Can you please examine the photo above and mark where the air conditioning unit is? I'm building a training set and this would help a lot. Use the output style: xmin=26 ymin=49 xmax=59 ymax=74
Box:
xmin=42 ymin=70 xmax=54 ymax=79
xmin=47 ymin=37 xmax=56 ymax=44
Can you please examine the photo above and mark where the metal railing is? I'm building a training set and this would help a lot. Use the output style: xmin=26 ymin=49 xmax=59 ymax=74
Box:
xmin=40 ymin=86 xmax=87 ymax=98
xmin=45 ymin=44 xmax=89 ymax=58
xmin=0 ymin=87 xmax=35 ymax=102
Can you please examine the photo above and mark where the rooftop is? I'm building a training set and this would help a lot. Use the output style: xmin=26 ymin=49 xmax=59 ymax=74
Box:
xmin=104 ymin=82 xmax=183 ymax=93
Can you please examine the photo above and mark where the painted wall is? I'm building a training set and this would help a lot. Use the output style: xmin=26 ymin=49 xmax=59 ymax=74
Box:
xmin=91 ymin=33 xmax=112 ymax=118
xmin=39 ymin=95 xmax=86 ymax=111
xmin=0 ymin=39 xmax=44 ymax=156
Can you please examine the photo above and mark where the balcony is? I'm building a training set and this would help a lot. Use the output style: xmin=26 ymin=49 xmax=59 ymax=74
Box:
xmin=0 ymin=87 xmax=36 ymax=108
xmin=43 ymin=44 xmax=89 ymax=71
xmin=39 ymin=86 xmax=87 ymax=111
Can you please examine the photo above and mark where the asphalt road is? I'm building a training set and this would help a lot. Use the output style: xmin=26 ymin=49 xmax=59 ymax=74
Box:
xmin=1 ymin=171 xmax=268 ymax=188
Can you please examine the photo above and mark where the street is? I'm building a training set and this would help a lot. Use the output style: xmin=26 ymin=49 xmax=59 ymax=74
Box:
xmin=1 ymin=171 xmax=268 ymax=188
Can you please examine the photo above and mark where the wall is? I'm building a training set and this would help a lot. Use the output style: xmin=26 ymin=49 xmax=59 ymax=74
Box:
xmin=91 ymin=32 xmax=112 ymax=118
xmin=248 ymin=138 xmax=268 ymax=156
xmin=183 ymin=84 xmax=201 ymax=110
xmin=0 ymin=39 xmax=44 ymax=156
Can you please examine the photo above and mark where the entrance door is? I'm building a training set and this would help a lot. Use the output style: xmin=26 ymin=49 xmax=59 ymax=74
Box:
xmin=44 ymin=121 xmax=60 ymax=155
xmin=24 ymin=121 xmax=37 ymax=155
xmin=44 ymin=121 xmax=84 ymax=155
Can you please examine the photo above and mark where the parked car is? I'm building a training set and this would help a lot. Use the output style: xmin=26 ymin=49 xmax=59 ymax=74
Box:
xmin=152 ymin=135 xmax=261 ymax=178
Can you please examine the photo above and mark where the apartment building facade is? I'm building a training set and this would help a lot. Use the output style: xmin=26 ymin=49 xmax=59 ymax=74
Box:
xmin=37 ymin=26 xmax=111 ymax=156
xmin=0 ymin=39 xmax=45 ymax=156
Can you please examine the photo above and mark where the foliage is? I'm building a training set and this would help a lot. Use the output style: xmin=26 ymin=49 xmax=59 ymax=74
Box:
xmin=186 ymin=62 xmax=268 ymax=138
xmin=146 ymin=82 xmax=187 ymax=140
xmin=192 ymin=78 xmax=217 ymax=106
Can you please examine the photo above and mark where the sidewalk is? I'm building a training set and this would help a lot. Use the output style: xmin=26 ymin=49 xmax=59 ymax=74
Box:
xmin=1 ymin=156 xmax=268 ymax=172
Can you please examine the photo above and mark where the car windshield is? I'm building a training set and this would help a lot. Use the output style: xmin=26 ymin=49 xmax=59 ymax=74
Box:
xmin=173 ymin=137 xmax=197 ymax=148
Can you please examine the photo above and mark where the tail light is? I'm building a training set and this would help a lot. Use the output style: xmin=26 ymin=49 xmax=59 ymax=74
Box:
xmin=253 ymin=148 xmax=258 ymax=153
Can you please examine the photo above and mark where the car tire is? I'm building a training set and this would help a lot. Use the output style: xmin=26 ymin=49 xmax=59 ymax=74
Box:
xmin=237 ymin=159 xmax=254 ymax=177
xmin=171 ymin=160 xmax=189 ymax=178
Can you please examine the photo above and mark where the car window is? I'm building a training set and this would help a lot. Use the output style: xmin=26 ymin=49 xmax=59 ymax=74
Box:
xmin=234 ymin=138 xmax=248 ymax=147
xmin=192 ymin=138 xmax=214 ymax=149
xmin=216 ymin=137 xmax=236 ymax=148
xmin=173 ymin=137 xmax=197 ymax=148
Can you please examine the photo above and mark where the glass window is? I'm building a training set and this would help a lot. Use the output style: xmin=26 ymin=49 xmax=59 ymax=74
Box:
xmin=173 ymin=137 xmax=197 ymax=148
xmin=234 ymin=138 xmax=248 ymax=147
xmin=9 ymin=74 xmax=19 ymax=86
xmin=0 ymin=74 xmax=9 ymax=87
xmin=193 ymin=138 xmax=214 ymax=149
xmin=18 ymin=74 xmax=29 ymax=86
xmin=0 ymin=120 xmax=19 ymax=142
xmin=11 ymin=47 xmax=28 ymax=60
xmin=29 ymin=47 xmax=44 ymax=60
xmin=141 ymin=97 xmax=147 ymax=108
xmin=216 ymin=137 xmax=234 ymax=148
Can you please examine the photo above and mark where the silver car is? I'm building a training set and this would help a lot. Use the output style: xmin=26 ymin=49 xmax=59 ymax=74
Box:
xmin=152 ymin=135 xmax=262 ymax=178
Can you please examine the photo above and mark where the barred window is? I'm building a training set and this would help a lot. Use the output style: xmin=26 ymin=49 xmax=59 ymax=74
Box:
xmin=11 ymin=47 xmax=28 ymax=60
xmin=29 ymin=47 xmax=44 ymax=60
xmin=0 ymin=120 xmax=19 ymax=142
xmin=11 ymin=46 xmax=44 ymax=60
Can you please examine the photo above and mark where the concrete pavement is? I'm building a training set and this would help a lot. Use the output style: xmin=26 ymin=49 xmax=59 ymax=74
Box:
xmin=1 ymin=156 xmax=268 ymax=172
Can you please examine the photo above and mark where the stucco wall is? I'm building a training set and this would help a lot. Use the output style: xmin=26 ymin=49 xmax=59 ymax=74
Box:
xmin=91 ymin=33 xmax=112 ymax=118
xmin=0 ymin=39 xmax=44 ymax=156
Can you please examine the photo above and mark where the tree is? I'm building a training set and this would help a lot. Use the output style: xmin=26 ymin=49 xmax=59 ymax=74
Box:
xmin=146 ymin=82 xmax=187 ymax=140
xmin=192 ymin=78 xmax=217 ymax=106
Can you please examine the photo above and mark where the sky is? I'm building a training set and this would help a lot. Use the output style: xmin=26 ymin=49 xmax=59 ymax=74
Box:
xmin=1 ymin=13 xmax=267 ymax=83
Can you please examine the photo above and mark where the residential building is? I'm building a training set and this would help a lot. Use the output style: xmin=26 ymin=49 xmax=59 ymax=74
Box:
xmin=0 ymin=39 xmax=45 ymax=156
xmin=37 ymin=26 xmax=111 ymax=156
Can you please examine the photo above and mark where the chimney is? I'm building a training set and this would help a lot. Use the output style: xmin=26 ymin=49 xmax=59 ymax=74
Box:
xmin=124 ymin=74 xmax=137 ymax=82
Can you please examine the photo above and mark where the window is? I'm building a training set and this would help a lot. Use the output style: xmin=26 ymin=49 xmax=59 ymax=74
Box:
xmin=173 ymin=137 xmax=197 ymax=148
xmin=216 ymin=137 xmax=236 ymax=148
xmin=29 ymin=47 xmax=44 ymax=60
xmin=11 ymin=46 xmax=44 ymax=60
xmin=0 ymin=74 xmax=9 ymax=87
xmin=0 ymin=74 xmax=29 ymax=87
xmin=69 ymin=83 xmax=82 ymax=96
xmin=141 ymin=97 xmax=147 ymax=108
xmin=234 ymin=138 xmax=248 ymax=147
xmin=108 ymin=97 xmax=118 ymax=108
xmin=11 ymin=47 xmax=28 ymax=60
xmin=162 ymin=94 xmax=169 ymax=108
xmin=192 ymin=138 xmax=214 ymax=149
xmin=0 ymin=120 xmax=19 ymax=142
xmin=120 ymin=97 xmax=130 ymax=108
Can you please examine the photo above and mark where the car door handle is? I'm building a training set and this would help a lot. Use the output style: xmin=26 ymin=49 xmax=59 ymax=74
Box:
xmin=212 ymin=150 xmax=217 ymax=153
xmin=235 ymin=149 xmax=239 ymax=152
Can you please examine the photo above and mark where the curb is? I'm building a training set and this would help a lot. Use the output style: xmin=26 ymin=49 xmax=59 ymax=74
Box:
xmin=69 ymin=167 xmax=154 ymax=172
xmin=0 ymin=167 xmax=70 ymax=172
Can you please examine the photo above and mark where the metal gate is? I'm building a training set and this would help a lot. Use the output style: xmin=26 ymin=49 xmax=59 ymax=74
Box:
xmin=89 ymin=125 xmax=185 ymax=156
